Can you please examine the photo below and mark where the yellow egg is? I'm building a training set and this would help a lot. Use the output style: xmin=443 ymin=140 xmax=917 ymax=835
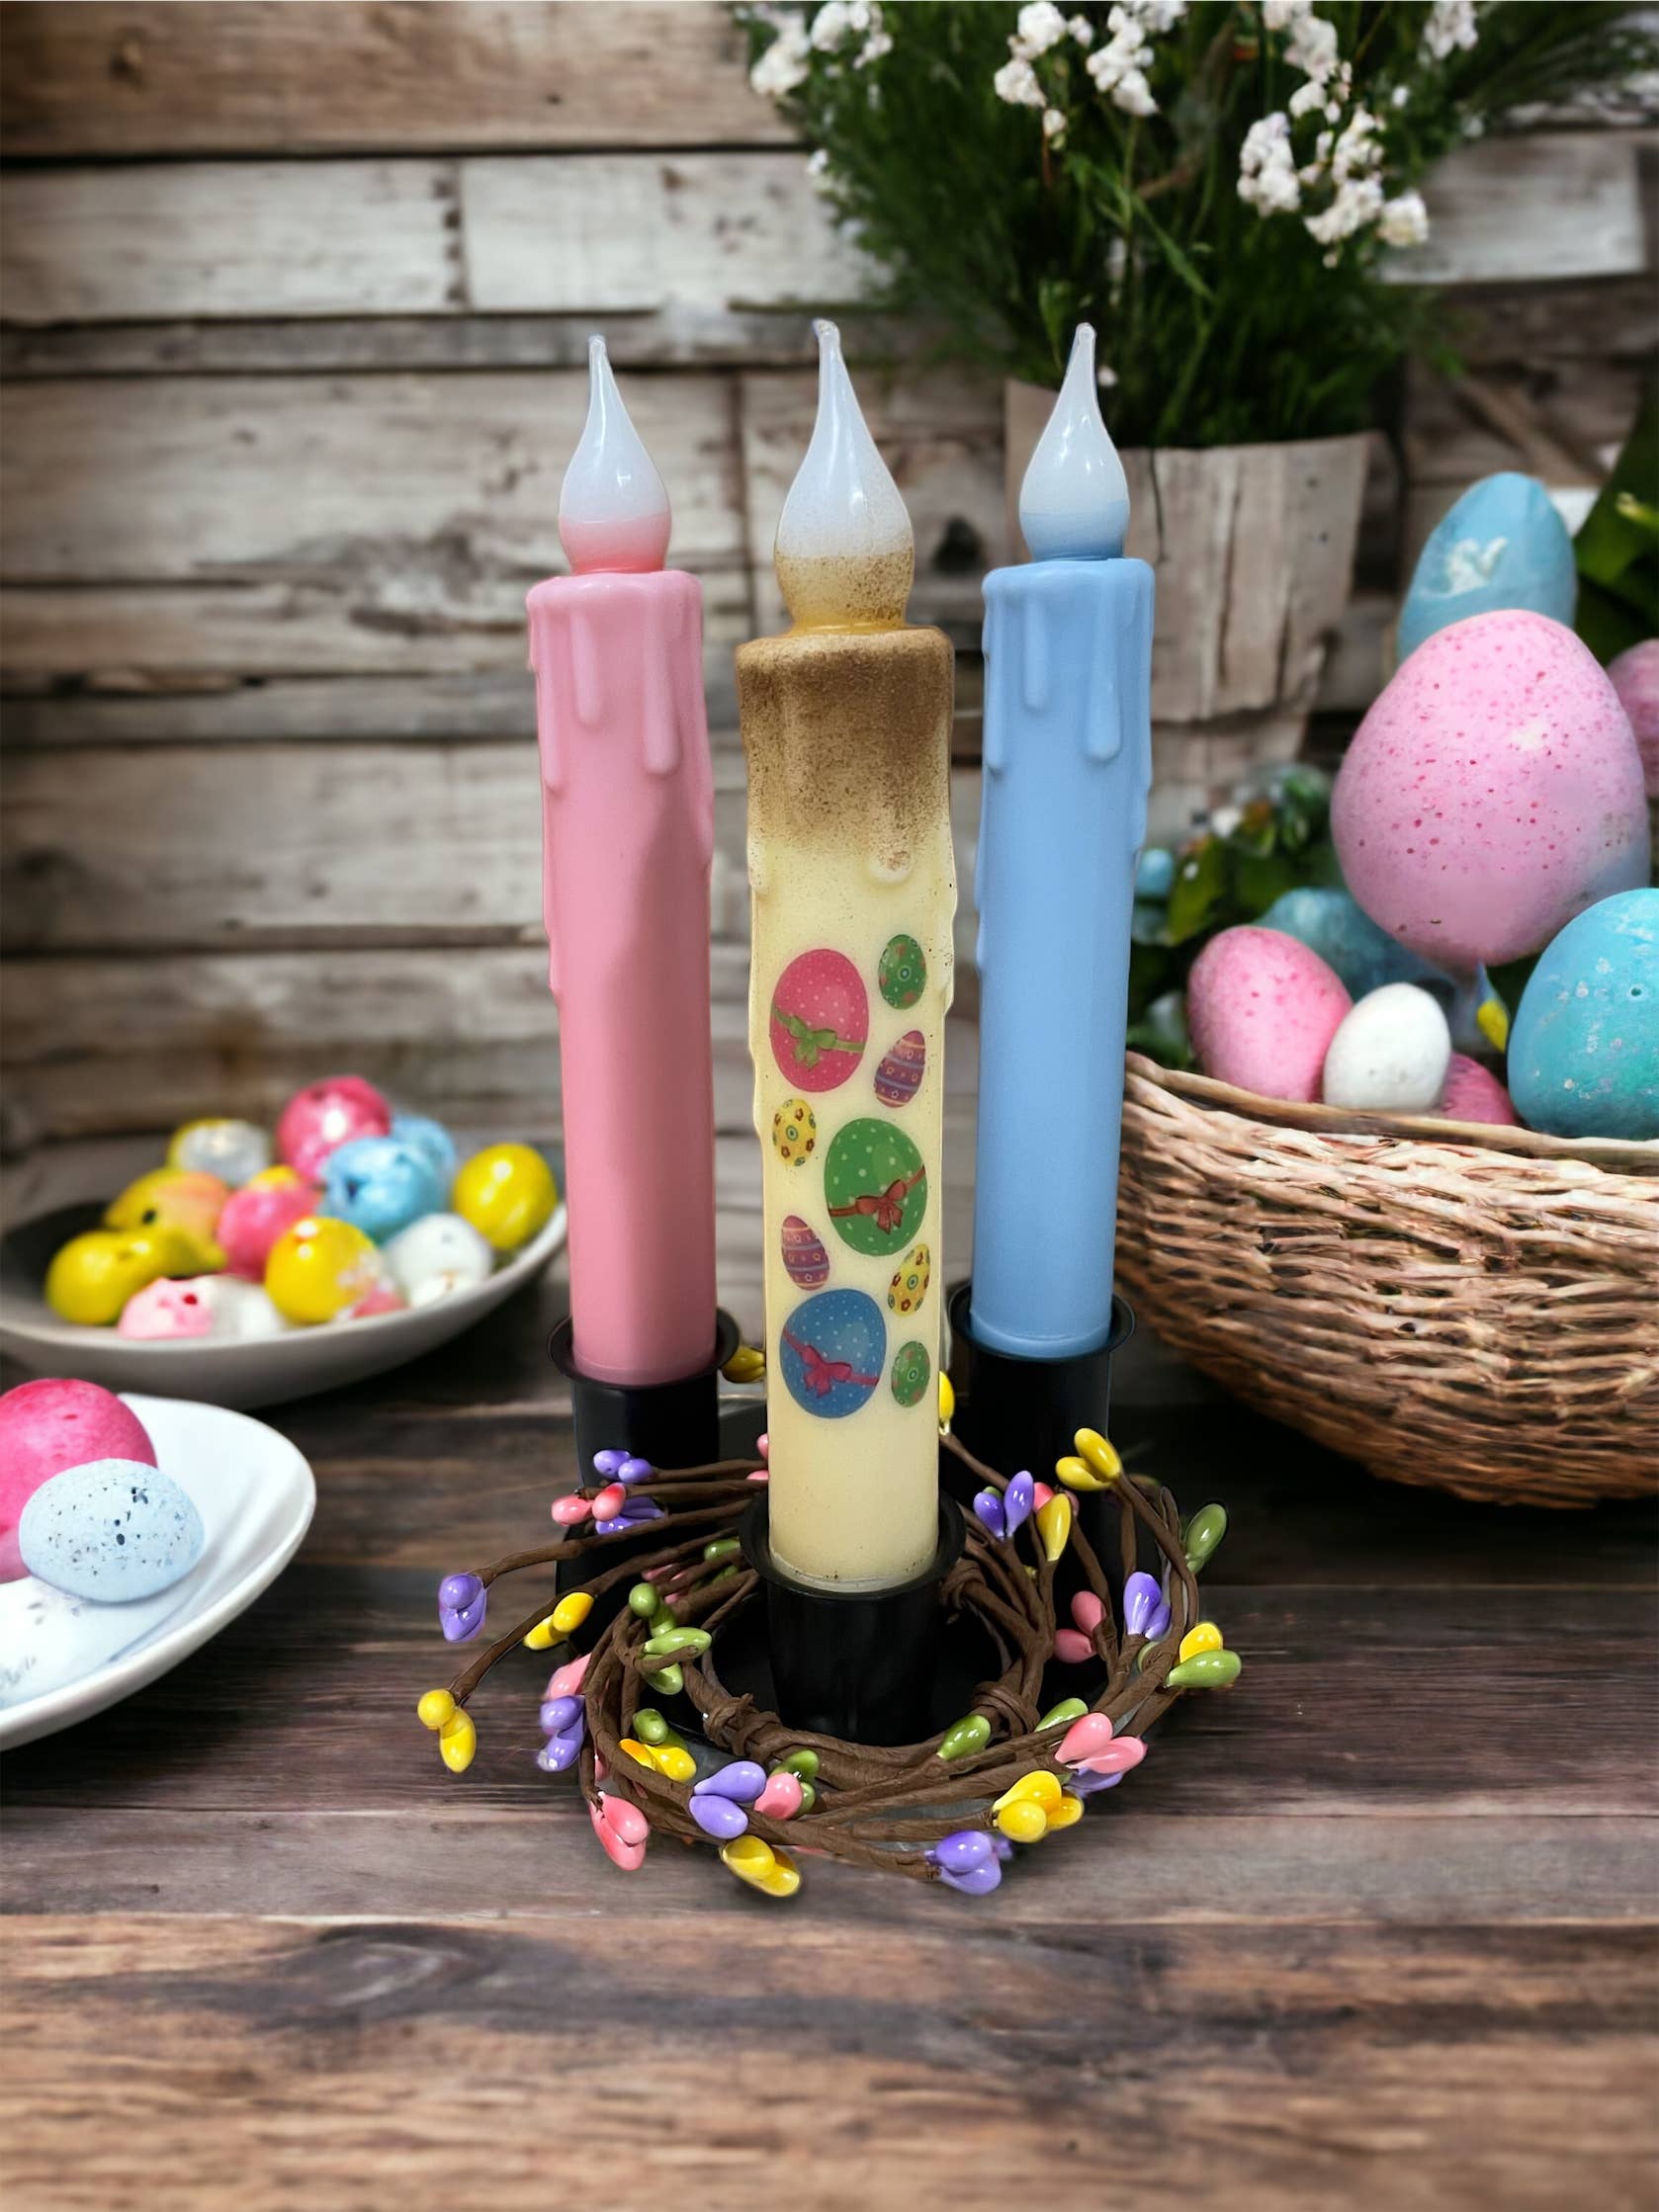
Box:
xmin=104 ymin=1168 xmax=228 ymax=1271
xmin=886 ymin=1241 xmax=931 ymax=1317
xmin=264 ymin=1215 xmax=381 ymax=1324
xmin=452 ymin=1144 xmax=558 ymax=1253
xmin=770 ymin=1097 xmax=817 ymax=1166
xmin=44 ymin=1226 xmax=196 ymax=1325
xmin=247 ymin=1164 xmax=305 ymax=1192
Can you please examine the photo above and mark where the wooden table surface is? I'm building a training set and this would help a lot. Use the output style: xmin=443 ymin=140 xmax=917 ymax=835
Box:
xmin=4 ymin=1248 xmax=1656 ymax=2211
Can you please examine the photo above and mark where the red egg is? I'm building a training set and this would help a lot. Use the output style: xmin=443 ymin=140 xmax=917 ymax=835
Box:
xmin=873 ymin=1028 xmax=926 ymax=1107
xmin=780 ymin=1214 xmax=830 ymax=1289
xmin=768 ymin=950 xmax=868 ymax=1094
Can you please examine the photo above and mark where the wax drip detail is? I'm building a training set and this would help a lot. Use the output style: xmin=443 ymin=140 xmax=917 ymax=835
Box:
xmin=775 ymin=320 xmax=915 ymax=631
xmin=1019 ymin=324 xmax=1129 ymax=562
xmin=559 ymin=334 xmax=672 ymax=575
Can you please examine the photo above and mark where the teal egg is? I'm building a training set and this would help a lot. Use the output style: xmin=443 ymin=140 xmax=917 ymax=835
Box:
xmin=1509 ymin=891 xmax=1659 ymax=1139
xmin=1258 ymin=888 xmax=1443 ymax=1000
xmin=1398 ymin=473 xmax=1575 ymax=661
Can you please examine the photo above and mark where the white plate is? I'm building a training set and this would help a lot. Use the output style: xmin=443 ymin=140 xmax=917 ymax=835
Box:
xmin=0 ymin=1394 xmax=315 ymax=1750
xmin=0 ymin=1171 xmax=566 ymax=1410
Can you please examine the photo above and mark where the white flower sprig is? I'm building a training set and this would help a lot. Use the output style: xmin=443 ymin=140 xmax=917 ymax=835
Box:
xmin=993 ymin=1 xmax=1185 ymax=128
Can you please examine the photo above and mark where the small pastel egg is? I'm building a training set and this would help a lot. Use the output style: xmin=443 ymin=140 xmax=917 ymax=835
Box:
xmin=770 ymin=1097 xmax=817 ymax=1167
xmin=44 ymin=1227 xmax=196 ymax=1327
xmin=1332 ymin=610 xmax=1648 ymax=973
xmin=19 ymin=1458 xmax=204 ymax=1602
xmin=0 ymin=1379 xmax=156 ymax=1583
xmin=1436 ymin=1053 xmax=1518 ymax=1129
xmin=264 ymin=1216 xmax=383 ymax=1325
xmin=276 ymin=1074 xmax=393 ymax=1180
xmin=1321 ymin=982 xmax=1451 ymax=1113
xmin=1396 ymin=472 xmax=1576 ymax=660
xmin=452 ymin=1144 xmax=558 ymax=1253
xmin=344 ymin=1281 xmax=407 ymax=1320
xmin=383 ymin=1212 xmax=494 ymax=1303
xmin=320 ymin=1136 xmax=445 ymax=1244
xmin=117 ymin=1277 xmax=217 ymax=1341
xmin=873 ymin=1028 xmax=926 ymax=1108
xmin=1607 ymin=640 xmax=1659 ymax=799
xmin=780 ymin=1213 xmax=830 ymax=1289
xmin=1186 ymin=926 xmax=1352 ymax=1102
xmin=216 ymin=1176 xmax=320 ymax=1281
xmin=886 ymin=1241 xmax=931 ymax=1317
xmin=104 ymin=1169 xmax=228 ymax=1271
xmin=1508 ymin=888 xmax=1659 ymax=1139
xmin=390 ymin=1111 xmax=459 ymax=1184
xmin=167 ymin=1118 xmax=272 ymax=1188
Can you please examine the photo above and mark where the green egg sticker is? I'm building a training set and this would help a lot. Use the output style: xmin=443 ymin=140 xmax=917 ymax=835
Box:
xmin=824 ymin=1119 xmax=926 ymax=1257
xmin=878 ymin=933 xmax=926 ymax=1011
xmin=891 ymin=1339 xmax=930 ymax=1407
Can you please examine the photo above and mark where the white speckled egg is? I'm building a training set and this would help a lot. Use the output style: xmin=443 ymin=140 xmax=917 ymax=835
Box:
xmin=383 ymin=1212 xmax=494 ymax=1303
xmin=19 ymin=1459 xmax=204 ymax=1602
xmin=1322 ymin=983 xmax=1452 ymax=1112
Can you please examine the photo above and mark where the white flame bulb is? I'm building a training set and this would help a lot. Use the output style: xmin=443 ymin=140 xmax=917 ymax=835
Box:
xmin=1018 ymin=324 xmax=1129 ymax=561
xmin=774 ymin=319 xmax=913 ymax=628
xmin=558 ymin=335 xmax=671 ymax=574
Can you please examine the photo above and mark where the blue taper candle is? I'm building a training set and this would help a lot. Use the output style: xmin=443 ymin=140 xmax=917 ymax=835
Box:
xmin=969 ymin=324 xmax=1154 ymax=1358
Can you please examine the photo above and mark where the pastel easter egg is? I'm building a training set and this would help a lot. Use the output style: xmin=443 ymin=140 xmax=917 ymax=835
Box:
xmin=0 ymin=1380 xmax=155 ymax=1582
xmin=770 ymin=1097 xmax=817 ymax=1167
xmin=44 ymin=1227 xmax=196 ymax=1327
xmin=390 ymin=1111 xmax=459 ymax=1185
xmin=217 ymin=1176 xmax=319 ymax=1281
xmin=769 ymin=949 xmax=868 ymax=1093
xmin=890 ymin=1338 xmax=930 ymax=1408
xmin=452 ymin=1144 xmax=558 ymax=1252
xmin=1436 ymin=1053 xmax=1518 ymax=1129
xmin=886 ymin=1241 xmax=931 ymax=1318
xmin=105 ymin=1169 xmax=228 ymax=1272
xmin=823 ymin=1119 xmax=926 ymax=1257
xmin=1332 ymin=611 xmax=1648 ymax=973
xmin=878 ymin=933 xmax=926 ymax=1010
xmin=117 ymin=1276 xmax=218 ymax=1341
xmin=1321 ymin=982 xmax=1451 ymax=1113
xmin=1508 ymin=889 xmax=1659 ymax=1139
xmin=320 ymin=1135 xmax=445 ymax=1242
xmin=19 ymin=1459 xmax=204 ymax=1602
xmin=167 ymin=1118 xmax=271 ymax=1188
xmin=383 ymin=1212 xmax=494 ymax=1305
xmin=1397 ymin=473 xmax=1576 ymax=661
xmin=264 ymin=1216 xmax=383 ymax=1325
xmin=778 ymin=1289 xmax=885 ymax=1419
xmin=873 ymin=1029 xmax=926 ymax=1108
xmin=1258 ymin=887 xmax=1444 ymax=999
xmin=1186 ymin=926 xmax=1352 ymax=1103
xmin=277 ymin=1074 xmax=393 ymax=1180
xmin=779 ymin=1213 xmax=830 ymax=1290
xmin=1607 ymin=640 xmax=1659 ymax=799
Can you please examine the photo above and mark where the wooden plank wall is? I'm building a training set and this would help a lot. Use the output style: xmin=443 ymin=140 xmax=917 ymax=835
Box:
xmin=1 ymin=2 xmax=1653 ymax=1159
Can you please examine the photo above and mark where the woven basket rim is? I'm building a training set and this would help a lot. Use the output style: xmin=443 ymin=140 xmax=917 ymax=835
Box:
xmin=1124 ymin=1052 xmax=1659 ymax=1177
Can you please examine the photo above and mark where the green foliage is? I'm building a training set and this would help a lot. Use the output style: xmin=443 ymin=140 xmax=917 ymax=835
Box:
xmin=741 ymin=2 xmax=1655 ymax=449
xmin=1126 ymin=766 xmax=1341 ymax=1064
xmin=1576 ymin=384 xmax=1659 ymax=663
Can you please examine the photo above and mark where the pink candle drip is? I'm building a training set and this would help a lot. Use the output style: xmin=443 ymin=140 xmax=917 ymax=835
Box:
xmin=527 ymin=338 xmax=718 ymax=1385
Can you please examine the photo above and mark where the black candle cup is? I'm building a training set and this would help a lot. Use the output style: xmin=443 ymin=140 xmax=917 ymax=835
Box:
xmin=738 ymin=1489 xmax=967 ymax=1746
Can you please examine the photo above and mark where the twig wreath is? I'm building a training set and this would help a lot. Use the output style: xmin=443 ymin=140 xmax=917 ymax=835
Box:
xmin=416 ymin=1403 xmax=1239 ymax=1899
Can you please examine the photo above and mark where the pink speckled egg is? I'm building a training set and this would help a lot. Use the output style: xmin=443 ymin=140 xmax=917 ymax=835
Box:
xmin=1333 ymin=610 xmax=1648 ymax=974
xmin=0 ymin=1378 xmax=156 ymax=1581
xmin=1186 ymin=926 xmax=1352 ymax=1102
xmin=217 ymin=1174 xmax=320 ymax=1281
xmin=1437 ymin=1052 xmax=1518 ymax=1128
xmin=1607 ymin=640 xmax=1659 ymax=799
xmin=276 ymin=1074 xmax=392 ymax=1180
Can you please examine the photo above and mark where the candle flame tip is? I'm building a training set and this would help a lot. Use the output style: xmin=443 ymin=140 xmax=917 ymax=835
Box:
xmin=774 ymin=316 xmax=912 ymax=628
xmin=559 ymin=333 xmax=671 ymax=574
xmin=1019 ymin=322 xmax=1128 ymax=562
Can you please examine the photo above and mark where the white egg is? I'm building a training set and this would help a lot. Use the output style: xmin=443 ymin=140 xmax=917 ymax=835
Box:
xmin=202 ymin=1276 xmax=291 ymax=1339
xmin=172 ymin=1117 xmax=272 ymax=1187
xmin=383 ymin=1213 xmax=494 ymax=1302
xmin=1322 ymin=982 xmax=1452 ymax=1112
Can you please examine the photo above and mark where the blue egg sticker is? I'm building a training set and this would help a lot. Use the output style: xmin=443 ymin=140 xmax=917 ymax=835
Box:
xmin=778 ymin=1289 xmax=885 ymax=1419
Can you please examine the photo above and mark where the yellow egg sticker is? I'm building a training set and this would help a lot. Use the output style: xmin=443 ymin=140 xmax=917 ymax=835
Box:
xmin=771 ymin=1097 xmax=818 ymax=1166
xmin=886 ymin=1241 xmax=931 ymax=1317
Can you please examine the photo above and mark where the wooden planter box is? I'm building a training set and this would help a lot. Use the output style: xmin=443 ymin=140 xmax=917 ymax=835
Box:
xmin=1004 ymin=383 xmax=1370 ymax=839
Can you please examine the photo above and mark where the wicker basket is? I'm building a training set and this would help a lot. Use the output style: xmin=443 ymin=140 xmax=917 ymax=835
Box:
xmin=1116 ymin=1053 xmax=1659 ymax=1506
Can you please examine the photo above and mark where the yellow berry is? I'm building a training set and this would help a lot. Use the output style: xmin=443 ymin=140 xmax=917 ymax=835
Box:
xmin=438 ymin=1710 xmax=476 ymax=1773
xmin=417 ymin=1688 xmax=456 ymax=1731
xmin=994 ymin=1769 xmax=1062 ymax=1814
xmin=654 ymin=1744 xmax=696 ymax=1783
xmin=551 ymin=1590 xmax=592 ymax=1636
xmin=1179 ymin=1621 xmax=1224 ymax=1663
xmin=1074 ymin=1427 xmax=1124 ymax=1484
xmin=996 ymin=1799 xmax=1049 ymax=1844
xmin=723 ymin=1344 xmax=766 ymax=1384
xmin=452 ymin=1144 xmax=558 ymax=1254
xmin=1046 ymin=1792 xmax=1086 ymax=1832
xmin=937 ymin=1373 xmax=955 ymax=1431
xmin=1036 ymin=1493 xmax=1073 ymax=1563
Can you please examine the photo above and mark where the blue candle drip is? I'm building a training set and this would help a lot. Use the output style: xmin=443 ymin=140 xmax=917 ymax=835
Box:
xmin=969 ymin=324 xmax=1154 ymax=1359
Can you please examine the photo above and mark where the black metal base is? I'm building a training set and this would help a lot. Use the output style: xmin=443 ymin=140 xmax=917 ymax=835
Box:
xmin=735 ymin=1489 xmax=971 ymax=1745
xmin=946 ymin=1280 xmax=1135 ymax=1568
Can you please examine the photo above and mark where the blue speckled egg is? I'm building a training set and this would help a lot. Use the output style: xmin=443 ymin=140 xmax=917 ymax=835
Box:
xmin=391 ymin=1112 xmax=458 ymax=1187
xmin=1509 ymin=890 xmax=1659 ymax=1139
xmin=1397 ymin=473 xmax=1576 ymax=662
xmin=1259 ymin=887 xmax=1444 ymax=1000
xmin=319 ymin=1135 xmax=445 ymax=1242
xmin=19 ymin=1459 xmax=204 ymax=1602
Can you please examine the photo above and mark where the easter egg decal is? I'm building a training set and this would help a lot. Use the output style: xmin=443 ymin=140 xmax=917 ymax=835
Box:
xmin=779 ymin=1290 xmax=885 ymax=1419
xmin=890 ymin=1340 xmax=930 ymax=1408
xmin=873 ymin=1028 xmax=926 ymax=1108
xmin=824 ymin=1120 xmax=926 ymax=1257
xmin=780 ymin=1214 xmax=831 ymax=1290
xmin=771 ymin=1097 xmax=818 ymax=1166
xmin=878 ymin=933 xmax=926 ymax=1011
xmin=769 ymin=950 xmax=867 ymax=1093
xmin=887 ymin=1242 xmax=931 ymax=1317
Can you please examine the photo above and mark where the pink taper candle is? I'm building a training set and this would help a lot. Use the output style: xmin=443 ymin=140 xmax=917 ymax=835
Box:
xmin=527 ymin=336 xmax=718 ymax=1385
